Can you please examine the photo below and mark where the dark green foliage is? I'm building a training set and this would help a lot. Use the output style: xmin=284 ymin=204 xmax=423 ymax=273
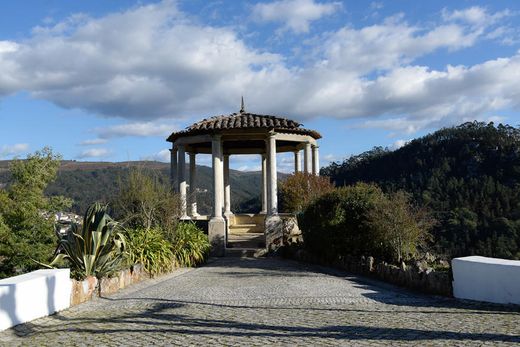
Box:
xmin=125 ymin=227 xmax=174 ymax=276
xmin=49 ymin=203 xmax=126 ymax=280
xmin=299 ymin=183 xmax=430 ymax=263
xmin=0 ymin=148 xmax=71 ymax=278
xmin=171 ymin=222 xmax=210 ymax=267
xmin=322 ymin=122 xmax=520 ymax=259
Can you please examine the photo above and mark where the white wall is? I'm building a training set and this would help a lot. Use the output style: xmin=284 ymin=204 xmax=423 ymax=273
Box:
xmin=0 ymin=269 xmax=71 ymax=331
xmin=452 ymin=256 xmax=520 ymax=305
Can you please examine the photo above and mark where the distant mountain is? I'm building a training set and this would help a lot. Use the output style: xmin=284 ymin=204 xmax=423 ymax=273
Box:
xmin=0 ymin=160 xmax=276 ymax=215
xmin=322 ymin=122 xmax=520 ymax=259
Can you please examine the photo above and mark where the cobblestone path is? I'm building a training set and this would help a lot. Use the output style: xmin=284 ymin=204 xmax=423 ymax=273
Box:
xmin=1 ymin=257 xmax=519 ymax=346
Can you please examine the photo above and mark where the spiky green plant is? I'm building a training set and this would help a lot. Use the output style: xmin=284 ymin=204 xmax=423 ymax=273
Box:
xmin=171 ymin=222 xmax=210 ymax=267
xmin=49 ymin=202 xmax=126 ymax=279
xmin=125 ymin=227 xmax=174 ymax=276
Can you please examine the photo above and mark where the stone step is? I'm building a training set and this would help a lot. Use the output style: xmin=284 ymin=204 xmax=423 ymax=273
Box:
xmin=225 ymin=248 xmax=267 ymax=258
xmin=230 ymin=223 xmax=258 ymax=228
xmin=227 ymin=232 xmax=264 ymax=240
xmin=229 ymin=226 xmax=264 ymax=233
xmin=227 ymin=232 xmax=265 ymax=249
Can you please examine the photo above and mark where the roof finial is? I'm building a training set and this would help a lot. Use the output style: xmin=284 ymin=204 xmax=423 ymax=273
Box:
xmin=240 ymin=96 xmax=245 ymax=113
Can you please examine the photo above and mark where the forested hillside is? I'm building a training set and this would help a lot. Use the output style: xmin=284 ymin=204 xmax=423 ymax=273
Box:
xmin=322 ymin=122 xmax=520 ymax=259
xmin=0 ymin=160 xmax=265 ymax=215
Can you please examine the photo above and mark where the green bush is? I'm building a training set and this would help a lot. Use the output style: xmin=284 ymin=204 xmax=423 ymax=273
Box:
xmin=49 ymin=203 xmax=126 ymax=279
xmin=171 ymin=222 xmax=210 ymax=267
xmin=125 ymin=227 xmax=174 ymax=276
xmin=299 ymin=183 xmax=431 ymax=264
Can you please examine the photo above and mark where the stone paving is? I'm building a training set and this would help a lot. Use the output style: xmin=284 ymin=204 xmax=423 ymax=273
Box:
xmin=1 ymin=257 xmax=519 ymax=346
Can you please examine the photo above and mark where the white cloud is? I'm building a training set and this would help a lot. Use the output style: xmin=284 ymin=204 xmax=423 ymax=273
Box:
xmin=0 ymin=1 xmax=279 ymax=119
xmin=442 ymin=6 xmax=511 ymax=26
xmin=76 ymin=148 xmax=110 ymax=159
xmin=96 ymin=122 xmax=175 ymax=138
xmin=0 ymin=143 xmax=29 ymax=158
xmin=141 ymin=148 xmax=170 ymax=162
xmin=0 ymin=2 xmax=518 ymax=137
xmin=79 ymin=138 xmax=108 ymax=145
xmin=391 ymin=139 xmax=410 ymax=149
xmin=252 ymin=0 xmax=341 ymax=34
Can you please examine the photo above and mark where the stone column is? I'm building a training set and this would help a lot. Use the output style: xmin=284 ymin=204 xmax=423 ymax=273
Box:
xmin=312 ymin=145 xmax=320 ymax=176
xmin=304 ymin=142 xmax=312 ymax=174
xmin=267 ymin=133 xmax=278 ymax=215
xmin=177 ymin=145 xmax=188 ymax=219
xmin=294 ymin=150 xmax=301 ymax=173
xmin=209 ymin=135 xmax=226 ymax=256
xmin=260 ymin=154 xmax=267 ymax=214
xmin=223 ymin=154 xmax=233 ymax=218
xmin=170 ymin=147 xmax=178 ymax=192
xmin=189 ymin=153 xmax=199 ymax=217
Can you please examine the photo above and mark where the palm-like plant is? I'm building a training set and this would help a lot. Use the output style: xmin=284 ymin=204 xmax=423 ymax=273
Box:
xmin=50 ymin=202 xmax=126 ymax=279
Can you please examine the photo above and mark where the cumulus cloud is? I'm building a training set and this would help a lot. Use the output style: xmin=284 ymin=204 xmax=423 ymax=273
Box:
xmin=76 ymin=148 xmax=111 ymax=159
xmin=0 ymin=2 xmax=518 ymax=137
xmin=141 ymin=148 xmax=170 ymax=162
xmin=391 ymin=139 xmax=410 ymax=149
xmin=0 ymin=143 xmax=29 ymax=158
xmin=79 ymin=138 xmax=108 ymax=145
xmin=252 ymin=0 xmax=341 ymax=34
xmin=0 ymin=1 xmax=279 ymax=119
xmin=95 ymin=122 xmax=175 ymax=139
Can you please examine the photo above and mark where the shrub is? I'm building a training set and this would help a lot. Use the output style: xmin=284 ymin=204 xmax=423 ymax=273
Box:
xmin=171 ymin=222 xmax=210 ymax=267
xmin=367 ymin=191 xmax=433 ymax=263
xmin=114 ymin=167 xmax=181 ymax=235
xmin=299 ymin=183 xmax=431 ymax=264
xmin=125 ymin=227 xmax=174 ymax=276
xmin=49 ymin=203 xmax=126 ymax=279
xmin=279 ymin=172 xmax=335 ymax=213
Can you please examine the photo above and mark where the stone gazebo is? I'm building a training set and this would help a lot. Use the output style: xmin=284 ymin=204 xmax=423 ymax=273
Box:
xmin=166 ymin=105 xmax=321 ymax=256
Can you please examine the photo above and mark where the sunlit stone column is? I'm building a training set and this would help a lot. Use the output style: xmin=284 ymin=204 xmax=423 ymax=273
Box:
xmin=261 ymin=154 xmax=267 ymax=214
xmin=312 ymin=145 xmax=320 ymax=176
xmin=304 ymin=142 xmax=312 ymax=174
xmin=177 ymin=145 xmax=188 ymax=219
xmin=224 ymin=154 xmax=233 ymax=218
xmin=170 ymin=147 xmax=178 ymax=192
xmin=189 ymin=153 xmax=199 ymax=217
xmin=294 ymin=150 xmax=301 ymax=173
xmin=209 ymin=135 xmax=225 ymax=256
xmin=267 ymin=133 xmax=278 ymax=215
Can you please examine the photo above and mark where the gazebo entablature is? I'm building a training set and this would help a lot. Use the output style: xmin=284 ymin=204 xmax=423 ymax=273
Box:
xmin=166 ymin=111 xmax=321 ymax=256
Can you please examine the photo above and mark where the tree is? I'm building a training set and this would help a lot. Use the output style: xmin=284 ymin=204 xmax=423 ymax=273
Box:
xmin=368 ymin=191 xmax=433 ymax=263
xmin=114 ymin=167 xmax=181 ymax=238
xmin=0 ymin=147 xmax=71 ymax=278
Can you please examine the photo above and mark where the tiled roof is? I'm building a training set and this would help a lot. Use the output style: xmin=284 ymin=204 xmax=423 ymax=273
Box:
xmin=167 ymin=111 xmax=321 ymax=142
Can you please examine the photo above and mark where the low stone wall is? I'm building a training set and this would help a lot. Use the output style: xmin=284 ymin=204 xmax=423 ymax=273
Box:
xmin=285 ymin=248 xmax=452 ymax=297
xmin=70 ymin=264 xmax=148 ymax=306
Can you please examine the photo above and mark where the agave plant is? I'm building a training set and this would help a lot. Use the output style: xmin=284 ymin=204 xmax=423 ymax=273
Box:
xmin=49 ymin=202 xmax=126 ymax=279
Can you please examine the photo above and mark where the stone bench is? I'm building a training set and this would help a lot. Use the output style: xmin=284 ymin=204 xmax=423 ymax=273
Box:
xmin=452 ymin=256 xmax=520 ymax=305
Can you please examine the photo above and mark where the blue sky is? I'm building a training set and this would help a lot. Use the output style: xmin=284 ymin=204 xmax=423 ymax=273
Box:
xmin=1 ymin=0 xmax=520 ymax=172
